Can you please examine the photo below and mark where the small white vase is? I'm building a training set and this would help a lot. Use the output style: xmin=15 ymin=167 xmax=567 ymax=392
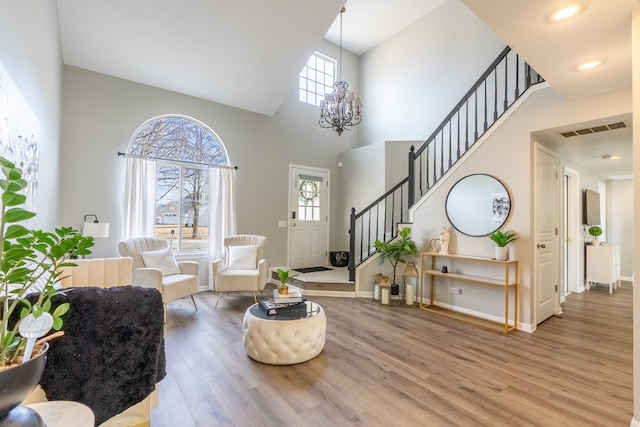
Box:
xmin=494 ymin=247 xmax=509 ymax=261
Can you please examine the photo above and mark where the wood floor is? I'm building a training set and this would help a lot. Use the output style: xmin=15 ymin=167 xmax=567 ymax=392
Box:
xmin=152 ymin=284 xmax=633 ymax=426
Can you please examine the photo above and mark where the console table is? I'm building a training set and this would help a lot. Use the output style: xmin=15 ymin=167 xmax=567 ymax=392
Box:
xmin=419 ymin=252 xmax=518 ymax=334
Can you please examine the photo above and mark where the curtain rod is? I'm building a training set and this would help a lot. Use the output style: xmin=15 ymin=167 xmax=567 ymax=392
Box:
xmin=117 ymin=151 xmax=238 ymax=170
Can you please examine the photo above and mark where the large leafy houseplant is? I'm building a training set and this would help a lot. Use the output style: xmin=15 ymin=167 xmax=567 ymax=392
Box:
xmin=0 ymin=156 xmax=93 ymax=367
xmin=374 ymin=227 xmax=418 ymax=284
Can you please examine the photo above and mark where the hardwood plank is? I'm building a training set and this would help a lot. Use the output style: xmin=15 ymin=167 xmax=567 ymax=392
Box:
xmin=152 ymin=284 xmax=633 ymax=426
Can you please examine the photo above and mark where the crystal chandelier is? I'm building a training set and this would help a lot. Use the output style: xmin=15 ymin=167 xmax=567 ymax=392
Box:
xmin=318 ymin=7 xmax=362 ymax=136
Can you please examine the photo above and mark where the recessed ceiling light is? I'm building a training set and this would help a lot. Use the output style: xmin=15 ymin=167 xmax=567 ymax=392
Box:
xmin=576 ymin=59 xmax=603 ymax=71
xmin=545 ymin=1 xmax=588 ymax=23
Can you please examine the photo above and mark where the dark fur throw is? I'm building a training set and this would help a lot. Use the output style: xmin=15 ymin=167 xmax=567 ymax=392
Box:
xmin=38 ymin=286 xmax=166 ymax=425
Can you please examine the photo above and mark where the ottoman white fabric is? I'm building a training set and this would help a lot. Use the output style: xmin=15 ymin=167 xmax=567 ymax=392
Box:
xmin=242 ymin=301 xmax=326 ymax=365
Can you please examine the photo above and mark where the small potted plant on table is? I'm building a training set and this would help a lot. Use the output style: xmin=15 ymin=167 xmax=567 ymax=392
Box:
xmin=487 ymin=229 xmax=518 ymax=261
xmin=588 ymin=225 xmax=602 ymax=246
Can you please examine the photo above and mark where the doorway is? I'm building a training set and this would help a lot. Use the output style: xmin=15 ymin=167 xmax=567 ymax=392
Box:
xmin=563 ymin=167 xmax=581 ymax=298
xmin=288 ymin=165 xmax=330 ymax=269
xmin=534 ymin=143 xmax=560 ymax=324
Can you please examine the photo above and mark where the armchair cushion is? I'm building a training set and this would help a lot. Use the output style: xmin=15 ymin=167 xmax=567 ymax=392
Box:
xmin=141 ymin=247 xmax=181 ymax=276
xmin=228 ymin=245 xmax=258 ymax=270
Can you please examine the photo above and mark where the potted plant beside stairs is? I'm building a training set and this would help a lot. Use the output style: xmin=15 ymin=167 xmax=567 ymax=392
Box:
xmin=374 ymin=227 xmax=418 ymax=297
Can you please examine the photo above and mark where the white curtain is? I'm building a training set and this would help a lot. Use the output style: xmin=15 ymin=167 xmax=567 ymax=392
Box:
xmin=122 ymin=156 xmax=156 ymax=239
xmin=208 ymin=166 xmax=237 ymax=288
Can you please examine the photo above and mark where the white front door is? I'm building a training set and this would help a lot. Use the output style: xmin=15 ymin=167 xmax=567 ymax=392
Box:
xmin=289 ymin=166 xmax=329 ymax=268
xmin=534 ymin=144 xmax=560 ymax=324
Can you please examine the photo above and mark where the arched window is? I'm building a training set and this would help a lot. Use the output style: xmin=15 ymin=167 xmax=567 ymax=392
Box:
xmin=124 ymin=115 xmax=232 ymax=253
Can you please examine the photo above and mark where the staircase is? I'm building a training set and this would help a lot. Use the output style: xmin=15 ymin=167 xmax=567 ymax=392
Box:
xmin=348 ymin=46 xmax=544 ymax=281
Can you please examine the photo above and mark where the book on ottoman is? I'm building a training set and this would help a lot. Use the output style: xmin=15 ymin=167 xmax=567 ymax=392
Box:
xmin=258 ymin=299 xmax=308 ymax=316
xmin=272 ymin=289 xmax=304 ymax=303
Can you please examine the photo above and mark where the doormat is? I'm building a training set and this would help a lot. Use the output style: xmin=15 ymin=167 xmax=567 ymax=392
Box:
xmin=293 ymin=266 xmax=333 ymax=274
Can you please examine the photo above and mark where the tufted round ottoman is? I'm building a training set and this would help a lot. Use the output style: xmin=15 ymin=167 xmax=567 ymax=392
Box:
xmin=242 ymin=301 xmax=326 ymax=365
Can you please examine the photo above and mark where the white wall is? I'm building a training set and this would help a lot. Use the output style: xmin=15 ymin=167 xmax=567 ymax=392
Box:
xmin=358 ymin=0 xmax=504 ymax=145
xmin=0 ymin=1 xmax=63 ymax=230
xmin=608 ymin=178 xmax=633 ymax=279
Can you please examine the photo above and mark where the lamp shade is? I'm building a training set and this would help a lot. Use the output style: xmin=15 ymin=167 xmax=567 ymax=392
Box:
xmin=82 ymin=222 xmax=110 ymax=238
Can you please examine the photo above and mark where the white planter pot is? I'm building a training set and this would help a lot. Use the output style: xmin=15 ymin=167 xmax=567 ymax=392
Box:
xmin=494 ymin=247 xmax=509 ymax=261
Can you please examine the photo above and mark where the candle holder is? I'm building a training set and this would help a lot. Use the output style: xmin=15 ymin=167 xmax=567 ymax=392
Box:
xmin=402 ymin=262 xmax=419 ymax=306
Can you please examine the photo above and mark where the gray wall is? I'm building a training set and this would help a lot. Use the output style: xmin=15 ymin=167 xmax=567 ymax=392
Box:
xmin=58 ymin=38 xmax=361 ymax=264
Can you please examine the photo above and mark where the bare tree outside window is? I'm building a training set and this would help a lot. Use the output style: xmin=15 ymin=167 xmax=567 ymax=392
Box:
xmin=128 ymin=116 xmax=227 ymax=252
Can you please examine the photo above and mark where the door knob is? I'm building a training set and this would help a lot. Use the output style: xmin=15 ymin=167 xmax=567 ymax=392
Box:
xmin=537 ymin=243 xmax=546 ymax=248
xmin=292 ymin=222 xmax=297 ymax=227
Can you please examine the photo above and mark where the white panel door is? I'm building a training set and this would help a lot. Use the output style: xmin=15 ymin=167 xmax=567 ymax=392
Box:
xmin=289 ymin=167 xmax=329 ymax=268
xmin=535 ymin=144 xmax=559 ymax=324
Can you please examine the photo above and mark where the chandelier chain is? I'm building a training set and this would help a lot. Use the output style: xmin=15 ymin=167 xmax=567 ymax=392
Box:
xmin=317 ymin=6 xmax=362 ymax=136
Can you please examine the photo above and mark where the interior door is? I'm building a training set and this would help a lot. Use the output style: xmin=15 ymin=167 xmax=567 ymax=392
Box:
xmin=563 ymin=167 xmax=580 ymax=295
xmin=289 ymin=166 xmax=329 ymax=268
xmin=534 ymin=144 xmax=560 ymax=324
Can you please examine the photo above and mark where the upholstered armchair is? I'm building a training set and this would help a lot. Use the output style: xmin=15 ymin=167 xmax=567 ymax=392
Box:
xmin=212 ymin=235 xmax=267 ymax=308
xmin=118 ymin=237 xmax=199 ymax=318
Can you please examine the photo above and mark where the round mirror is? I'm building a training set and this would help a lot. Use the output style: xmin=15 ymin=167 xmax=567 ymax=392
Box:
xmin=445 ymin=174 xmax=511 ymax=236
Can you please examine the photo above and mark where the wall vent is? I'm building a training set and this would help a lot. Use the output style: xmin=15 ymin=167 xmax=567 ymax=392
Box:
xmin=560 ymin=121 xmax=627 ymax=138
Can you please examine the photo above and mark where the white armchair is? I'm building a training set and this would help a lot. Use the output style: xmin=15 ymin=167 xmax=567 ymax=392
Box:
xmin=213 ymin=235 xmax=267 ymax=308
xmin=118 ymin=237 xmax=199 ymax=318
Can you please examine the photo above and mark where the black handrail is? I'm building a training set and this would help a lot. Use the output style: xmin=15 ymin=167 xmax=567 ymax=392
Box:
xmin=348 ymin=46 xmax=544 ymax=281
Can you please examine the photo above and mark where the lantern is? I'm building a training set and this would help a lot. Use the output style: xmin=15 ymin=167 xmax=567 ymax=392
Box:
xmin=380 ymin=276 xmax=391 ymax=305
xmin=402 ymin=262 xmax=419 ymax=306
xmin=372 ymin=273 xmax=383 ymax=301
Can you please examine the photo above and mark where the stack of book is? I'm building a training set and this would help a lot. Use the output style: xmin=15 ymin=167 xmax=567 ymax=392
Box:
xmin=258 ymin=289 xmax=307 ymax=316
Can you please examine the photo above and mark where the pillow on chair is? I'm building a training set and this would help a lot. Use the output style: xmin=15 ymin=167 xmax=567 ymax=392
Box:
xmin=228 ymin=245 xmax=258 ymax=270
xmin=141 ymin=247 xmax=181 ymax=276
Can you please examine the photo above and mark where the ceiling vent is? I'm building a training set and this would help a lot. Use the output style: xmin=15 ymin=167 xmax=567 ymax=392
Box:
xmin=560 ymin=121 xmax=627 ymax=138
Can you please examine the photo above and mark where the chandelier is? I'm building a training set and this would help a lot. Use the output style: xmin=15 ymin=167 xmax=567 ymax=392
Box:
xmin=318 ymin=7 xmax=362 ymax=136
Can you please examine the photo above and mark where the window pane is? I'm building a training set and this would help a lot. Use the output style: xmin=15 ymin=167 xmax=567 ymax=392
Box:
xmin=297 ymin=180 xmax=321 ymax=221
xmin=155 ymin=164 xmax=181 ymax=246
xmin=180 ymin=168 xmax=209 ymax=252
xmin=299 ymin=52 xmax=336 ymax=106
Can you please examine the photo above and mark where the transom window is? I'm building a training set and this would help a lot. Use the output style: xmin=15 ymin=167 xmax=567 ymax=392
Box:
xmin=128 ymin=116 xmax=227 ymax=252
xmin=299 ymin=52 xmax=335 ymax=107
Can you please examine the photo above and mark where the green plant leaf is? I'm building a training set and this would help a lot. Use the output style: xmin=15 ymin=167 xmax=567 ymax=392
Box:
xmin=4 ymin=225 xmax=29 ymax=239
xmin=53 ymin=302 xmax=70 ymax=317
xmin=2 ymin=192 xmax=26 ymax=207
xmin=4 ymin=208 xmax=36 ymax=223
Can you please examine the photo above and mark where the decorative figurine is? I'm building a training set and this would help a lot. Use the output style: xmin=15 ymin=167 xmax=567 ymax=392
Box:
xmin=439 ymin=225 xmax=450 ymax=254
xmin=429 ymin=238 xmax=440 ymax=253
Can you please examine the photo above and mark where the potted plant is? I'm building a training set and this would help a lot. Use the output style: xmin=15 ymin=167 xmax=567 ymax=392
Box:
xmin=0 ymin=156 xmax=93 ymax=419
xmin=588 ymin=225 xmax=603 ymax=245
xmin=487 ymin=229 xmax=518 ymax=261
xmin=374 ymin=227 xmax=418 ymax=295
xmin=275 ymin=268 xmax=296 ymax=295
